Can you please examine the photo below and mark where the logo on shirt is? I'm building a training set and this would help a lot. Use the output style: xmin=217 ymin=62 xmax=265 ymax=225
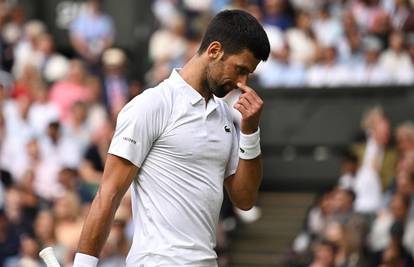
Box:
xmin=123 ymin=137 xmax=137 ymax=144
xmin=240 ymin=148 xmax=245 ymax=153
xmin=224 ymin=125 xmax=231 ymax=133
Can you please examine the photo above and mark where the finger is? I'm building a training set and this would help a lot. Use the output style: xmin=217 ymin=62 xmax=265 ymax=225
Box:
xmin=234 ymin=102 xmax=249 ymax=116
xmin=237 ymin=83 xmax=261 ymax=103
xmin=237 ymin=97 xmax=251 ymax=109
xmin=239 ymin=93 xmax=263 ymax=114
xmin=237 ymin=82 xmax=254 ymax=93
xmin=240 ymin=92 xmax=258 ymax=106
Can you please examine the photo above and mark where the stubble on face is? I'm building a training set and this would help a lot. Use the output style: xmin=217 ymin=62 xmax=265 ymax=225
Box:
xmin=204 ymin=61 xmax=235 ymax=98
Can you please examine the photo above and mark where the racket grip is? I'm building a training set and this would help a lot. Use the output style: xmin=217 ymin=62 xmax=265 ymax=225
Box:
xmin=39 ymin=247 xmax=61 ymax=267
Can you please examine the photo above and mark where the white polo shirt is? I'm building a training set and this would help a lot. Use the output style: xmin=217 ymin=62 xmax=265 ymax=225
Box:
xmin=108 ymin=70 xmax=239 ymax=266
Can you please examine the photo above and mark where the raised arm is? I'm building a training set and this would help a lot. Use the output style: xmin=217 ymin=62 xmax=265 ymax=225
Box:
xmin=76 ymin=154 xmax=138 ymax=259
xmin=224 ymin=82 xmax=263 ymax=211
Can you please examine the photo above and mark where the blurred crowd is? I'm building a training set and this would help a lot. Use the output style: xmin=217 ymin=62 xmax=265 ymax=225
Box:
xmin=0 ymin=0 xmax=141 ymax=266
xmin=149 ymin=0 xmax=414 ymax=88
xmin=1 ymin=0 xmax=414 ymax=266
xmin=286 ymin=107 xmax=414 ymax=267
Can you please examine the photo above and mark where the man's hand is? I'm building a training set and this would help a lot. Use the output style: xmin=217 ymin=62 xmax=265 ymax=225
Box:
xmin=233 ymin=82 xmax=263 ymax=134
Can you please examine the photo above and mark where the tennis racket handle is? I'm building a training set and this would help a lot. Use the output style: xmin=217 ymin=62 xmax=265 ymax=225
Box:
xmin=39 ymin=247 xmax=61 ymax=267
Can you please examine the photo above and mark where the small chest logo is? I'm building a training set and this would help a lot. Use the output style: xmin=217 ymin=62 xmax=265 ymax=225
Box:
xmin=123 ymin=137 xmax=137 ymax=144
xmin=224 ymin=125 xmax=231 ymax=133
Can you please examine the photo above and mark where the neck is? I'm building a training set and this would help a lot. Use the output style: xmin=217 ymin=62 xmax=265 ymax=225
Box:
xmin=179 ymin=55 xmax=212 ymax=101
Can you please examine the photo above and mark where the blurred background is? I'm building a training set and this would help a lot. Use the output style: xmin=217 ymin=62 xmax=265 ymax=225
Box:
xmin=1 ymin=0 xmax=414 ymax=266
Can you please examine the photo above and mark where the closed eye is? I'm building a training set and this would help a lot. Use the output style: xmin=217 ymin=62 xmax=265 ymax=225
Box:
xmin=236 ymin=66 xmax=250 ymax=76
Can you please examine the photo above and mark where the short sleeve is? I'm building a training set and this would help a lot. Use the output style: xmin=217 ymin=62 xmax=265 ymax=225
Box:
xmin=224 ymin=119 xmax=239 ymax=178
xmin=108 ymin=89 xmax=170 ymax=167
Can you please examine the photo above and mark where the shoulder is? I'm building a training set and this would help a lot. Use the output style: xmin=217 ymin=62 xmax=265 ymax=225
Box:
xmin=118 ymin=82 xmax=174 ymax=119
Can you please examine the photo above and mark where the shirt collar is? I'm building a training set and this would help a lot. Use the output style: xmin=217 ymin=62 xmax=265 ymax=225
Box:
xmin=168 ymin=69 xmax=203 ymax=105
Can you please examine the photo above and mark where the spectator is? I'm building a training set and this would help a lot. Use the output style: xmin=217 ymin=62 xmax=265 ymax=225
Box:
xmin=64 ymin=101 xmax=92 ymax=154
xmin=350 ymin=0 xmax=387 ymax=33
xmin=69 ymin=0 xmax=114 ymax=71
xmin=34 ymin=210 xmax=66 ymax=265
xmin=148 ymin=11 xmax=187 ymax=77
xmin=101 ymin=48 xmax=129 ymax=119
xmin=352 ymin=111 xmax=397 ymax=214
xmin=382 ymin=171 xmax=414 ymax=218
xmin=49 ymin=59 xmax=89 ymax=122
xmin=84 ymin=75 xmax=108 ymax=133
xmin=27 ymin=85 xmax=60 ymax=137
xmin=39 ymin=121 xmax=83 ymax=169
xmin=354 ymin=36 xmax=391 ymax=85
xmin=285 ymin=11 xmax=318 ymax=66
xmin=383 ymin=0 xmax=414 ymax=32
xmin=379 ymin=31 xmax=414 ymax=84
xmin=11 ymin=20 xmax=46 ymax=79
xmin=255 ymin=42 xmax=306 ymax=88
xmin=312 ymin=4 xmax=343 ymax=48
xmin=337 ymin=150 xmax=359 ymax=190
xmin=33 ymin=33 xmax=69 ymax=84
xmin=306 ymin=46 xmax=352 ymax=87
xmin=79 ymin=122 xmax=113 ymax=196
xmin=262 ymin=0 xmax=295 ymax=31
xmin=11 ymin=64 xmax=44 ymax=100
xmin=53 ymin=191 xmax=83 ymax=254
xmin=4 ymin=235 xmax=43 ymax=267
xmin=369 ymin=194 xmax=414 ymax=264
xmin=21 ymin=138 xmax=64 ymax=201
xmin=395 ymin=121 xmax=414 ymax=173
xmin=308 ymin=239 xmax=338 ymax=267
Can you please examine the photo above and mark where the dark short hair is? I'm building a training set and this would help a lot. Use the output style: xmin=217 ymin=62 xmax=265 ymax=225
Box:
xmin=198 ymin=9 xmax=270 ymax=61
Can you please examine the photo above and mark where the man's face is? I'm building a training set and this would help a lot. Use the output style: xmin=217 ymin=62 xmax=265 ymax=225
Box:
xmin=205 ymin=49 xmax=260 ymax=98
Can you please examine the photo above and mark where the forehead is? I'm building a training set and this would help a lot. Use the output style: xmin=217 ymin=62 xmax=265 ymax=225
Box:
xmin=224 ymin=49 xmax=260 ymax=72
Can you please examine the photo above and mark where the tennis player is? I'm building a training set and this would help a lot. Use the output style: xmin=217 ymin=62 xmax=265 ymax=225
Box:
xmin=73 ymin=9 xmax=270 ymax=267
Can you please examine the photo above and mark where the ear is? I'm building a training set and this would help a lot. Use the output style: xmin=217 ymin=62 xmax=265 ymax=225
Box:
xmin=206 ymin=41 xmax=224 ymax=61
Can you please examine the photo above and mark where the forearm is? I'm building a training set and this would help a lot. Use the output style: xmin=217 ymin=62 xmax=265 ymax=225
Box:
xmin=77 ymin=186 xmax=123 ymax=256
xmin=226 ymin=156 xmax=262 ymax=210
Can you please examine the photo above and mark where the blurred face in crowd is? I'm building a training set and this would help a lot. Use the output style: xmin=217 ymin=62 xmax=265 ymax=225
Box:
xmin=313 ymin=242 xmax=336 ymax=267
xmin=85 ymin=76 xmax=102 ymax=103
xmin=373 ymin=119 xmax=390 ymax=146
xmin=53 ymin=192 xmax=81 ymax=222
xmin=332 ymin=189 xmax=354 ymax=213
xmin=365 ymin=51 xmax=379 ymax=64
xmin=320 ymin=192 xmax=334 ymax=215
xmin=324 ymin=47 xmax=337 ymax=65
xmin=264 ymin=0 xmax=285 ymax=15
xmin=396 ymin=126 xmax=414 ymax=152
xmin=246 ymin=4 xmax=262 ymax=21
xmin=71 ymin=101 xmax=88 ymax=124
xmin=67 ymin=60 xmax=86 ymax=84
xmin=20 ymin=235 xmax=40 ymax=259
xmin=5 ymin=187 xmax=22 ymax=222
xmin=89 ymin=0 xmax=102 ymax=14
xmin=34 ymin=210 xmax=55 ymax=242
xmin=390 ymin=194 xmax=408 ymax=221
xmin=396 ymin=171 xmax=414 ymax=197
xmin=205 ymin=45 xmax=259 ymax=98
xmin=296 ymin=12 xmax=312 ymax=30
xmin=36 ymin=33 xmax=54 ymax=55
xmin=47 ymin=122 xmax=61 ymax=143
xmin=26 ymin=139 xmax=40 ymax=161
xmin=389 ymin=32 xmax=405 ymax=52
xmin=324 ymin=223 xmax=345 ymax=246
